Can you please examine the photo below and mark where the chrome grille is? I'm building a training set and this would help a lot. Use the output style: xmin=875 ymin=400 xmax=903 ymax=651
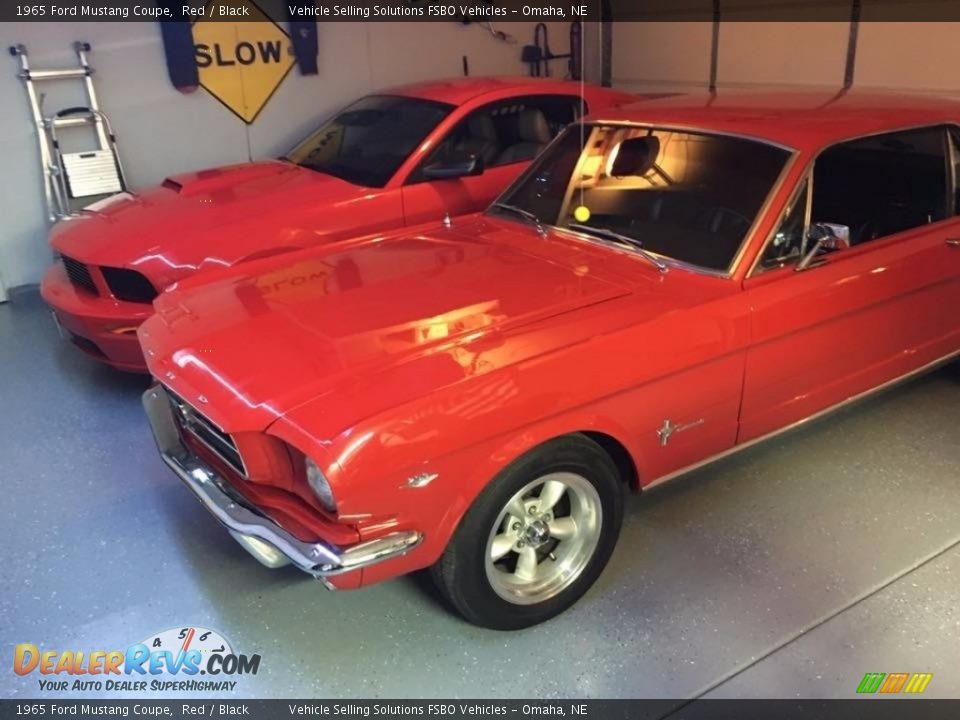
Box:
xmin=61 ymin=255 xmax=98 ymax=295
xmin=165 ymin=388 xmax=246 ymax=477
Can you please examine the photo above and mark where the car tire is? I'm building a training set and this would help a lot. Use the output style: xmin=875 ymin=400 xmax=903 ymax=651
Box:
xmin=431 ymin=434 xmax=624 ymax=630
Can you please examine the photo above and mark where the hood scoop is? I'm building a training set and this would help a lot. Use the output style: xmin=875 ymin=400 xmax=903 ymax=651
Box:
xmin=162 ymin=161 xmax=293 ymax=197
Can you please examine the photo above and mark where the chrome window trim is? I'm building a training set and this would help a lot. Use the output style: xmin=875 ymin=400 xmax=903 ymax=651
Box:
xmin=728 ymin=150 xmax=798 ymax=278
xmin=749 ymin=168 xmax=813 ymax=276
xmin=747 ymin=121 xmax=960 ymax=278
xmin=946 ymin=125 xmax=958 ymax=214
xmin=585 ymin=119 xmax=797 ymax=153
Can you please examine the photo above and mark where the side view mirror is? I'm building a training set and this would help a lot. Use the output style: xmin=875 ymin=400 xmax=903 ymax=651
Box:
xmin=422 ymin=154 xmax=484 ymax=181
xmin=796 ymin=222 xmax=851 ymax=271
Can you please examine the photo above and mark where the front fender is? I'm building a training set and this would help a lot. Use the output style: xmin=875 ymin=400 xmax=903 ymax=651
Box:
xmin=352 ymin=409 xmax=640 ymax=586
xmin=427 ymin=410 xmax=641 ymax=557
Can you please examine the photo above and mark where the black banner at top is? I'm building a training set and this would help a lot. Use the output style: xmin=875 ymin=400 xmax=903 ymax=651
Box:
xmin=6 ymin=0 xmax=960 ymax=23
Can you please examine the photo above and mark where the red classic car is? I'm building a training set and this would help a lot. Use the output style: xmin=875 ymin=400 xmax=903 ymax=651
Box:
xmin=141 ymin=91 xmax=960 ymax=629
xmin=41 ymin=77 xmax=631 ymax=372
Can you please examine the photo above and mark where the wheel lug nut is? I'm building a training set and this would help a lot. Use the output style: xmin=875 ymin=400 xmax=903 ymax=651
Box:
xmin=528 ymin=506 xmax=537 ymax=515
xmin=512 ymin=522 xmax=522 ymax=531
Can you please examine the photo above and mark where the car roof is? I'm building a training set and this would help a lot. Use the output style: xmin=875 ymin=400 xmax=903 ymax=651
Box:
xmin=588 ymin=90 xmax=960 ymax=151
xmin=383 ymin=76 xmax=603 ymax=106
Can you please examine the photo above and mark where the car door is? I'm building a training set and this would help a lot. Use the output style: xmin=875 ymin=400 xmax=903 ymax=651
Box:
xmin=399 ymin=95 xmax=583 ymax=225
xmin=739 ymin=125 xmax=960 ymax=442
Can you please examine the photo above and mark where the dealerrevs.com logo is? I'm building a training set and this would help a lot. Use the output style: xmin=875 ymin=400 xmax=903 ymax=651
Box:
xmin=14 ymin=627 xmax=261 ymax=693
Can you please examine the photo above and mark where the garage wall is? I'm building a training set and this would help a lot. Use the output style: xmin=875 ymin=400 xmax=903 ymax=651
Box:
xmin=0 ymin=20 xmax=570 ymax=290
xmin=611 ymin=21 xmax=960 ymax=96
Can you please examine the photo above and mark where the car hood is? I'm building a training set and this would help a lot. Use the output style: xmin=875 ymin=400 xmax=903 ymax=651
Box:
xmin=140 ymin=218 xmax=636 ymax=431
xmin=47 ymin=161 xmax=367 ymax=286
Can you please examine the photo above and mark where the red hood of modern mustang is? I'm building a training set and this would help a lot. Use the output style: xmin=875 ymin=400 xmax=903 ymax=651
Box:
xmin=47 ymin=161 xmax=371 ymax=288
xmin=138 ymin=217 xmax=673 ymax=431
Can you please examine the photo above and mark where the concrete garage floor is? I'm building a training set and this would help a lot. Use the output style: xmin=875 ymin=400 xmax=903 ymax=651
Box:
xmin=2 ymin=287 xmax=959 ymax=701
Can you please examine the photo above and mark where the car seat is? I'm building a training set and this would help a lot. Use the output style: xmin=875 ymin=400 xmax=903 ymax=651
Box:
xmin=496 ymin=108 xmax=552 ymax=165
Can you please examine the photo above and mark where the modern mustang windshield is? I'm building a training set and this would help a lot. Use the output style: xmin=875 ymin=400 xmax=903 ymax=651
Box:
xmin=492 ymin=124 xmax=790 ymax=271
xmin=286 ymin=95 xmax=454 ymax=188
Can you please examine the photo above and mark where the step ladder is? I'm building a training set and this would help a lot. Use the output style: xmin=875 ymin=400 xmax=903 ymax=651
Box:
xmin=9 ymin=42 xmax=128 ymax=223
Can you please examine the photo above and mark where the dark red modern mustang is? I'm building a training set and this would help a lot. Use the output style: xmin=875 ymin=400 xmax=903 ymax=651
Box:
xmin=41 ymin=77 xmax=631 ymax=371
xmin=141 ymin=91 xmax=960 ymax=629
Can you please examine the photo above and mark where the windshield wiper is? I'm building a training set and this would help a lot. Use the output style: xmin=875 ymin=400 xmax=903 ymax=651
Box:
xmin=491 ymin=202 xmax=546 ymax=237
xmin=567 ymin=223 xmax=668 ymax=273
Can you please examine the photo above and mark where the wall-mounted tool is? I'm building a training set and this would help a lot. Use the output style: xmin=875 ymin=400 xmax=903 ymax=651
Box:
xmin=521 ymin=22 xmax=582 ymax=80
xmin=9 ymin=42 xmax=128 ymax=223
xmin=458 ymin=17 xmax=515 ymax=45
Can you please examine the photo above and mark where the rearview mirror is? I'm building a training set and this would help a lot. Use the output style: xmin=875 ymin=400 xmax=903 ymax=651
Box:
xmin=422 ymin=154 xmax=484 ymax=181
xmin=796 ymin=222 xmax=851 ymax=271
xmin=609 ymin=135 xmax=661 ymax=177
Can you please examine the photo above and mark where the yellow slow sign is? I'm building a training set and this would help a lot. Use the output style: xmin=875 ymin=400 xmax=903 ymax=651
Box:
xmin=193 ymin=0 xmax=295 ymax=123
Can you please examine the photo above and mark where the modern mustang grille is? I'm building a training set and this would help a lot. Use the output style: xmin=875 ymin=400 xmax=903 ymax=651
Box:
xmin=61 ymin=256 xmax=98 ymax=295
xmin=101 ymin=267 xmax=158 ymax=303
xmin=166 ymin=388 xmax=246 ymax=477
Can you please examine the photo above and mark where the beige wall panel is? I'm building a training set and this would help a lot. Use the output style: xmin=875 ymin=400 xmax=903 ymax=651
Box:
xmin=612 ymin=21 xmax=714 ymax=93
xmin=717 ymin=21 xmax=850 ymax=90
xmin=855 ymin=22 xmax=960 ymax=94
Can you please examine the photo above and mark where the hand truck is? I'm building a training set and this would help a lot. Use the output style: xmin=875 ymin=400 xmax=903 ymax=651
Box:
xmin=9 ymin=42 xmax=128 ymax=223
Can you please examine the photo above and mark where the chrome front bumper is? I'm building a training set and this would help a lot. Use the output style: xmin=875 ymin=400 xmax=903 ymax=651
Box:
xmin=142 ymin=386 xmax=422 ymax=582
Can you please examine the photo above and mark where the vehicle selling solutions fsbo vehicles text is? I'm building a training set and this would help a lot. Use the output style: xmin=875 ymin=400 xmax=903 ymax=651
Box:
xmin=287 ymin=4 xmax=509 ymax=17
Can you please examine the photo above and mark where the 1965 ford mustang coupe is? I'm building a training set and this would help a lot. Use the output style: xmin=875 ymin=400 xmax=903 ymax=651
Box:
xmin=41 ymin=77 xmax=630 ymax=372
xmin=141 ymin=92 xmax=960 ymax=629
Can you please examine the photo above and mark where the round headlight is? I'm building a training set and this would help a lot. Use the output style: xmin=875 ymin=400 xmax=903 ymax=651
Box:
xmin=305 ymin=457 xmax=337 ymax=512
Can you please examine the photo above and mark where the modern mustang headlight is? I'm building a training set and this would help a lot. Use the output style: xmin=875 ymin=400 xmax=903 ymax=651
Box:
xmin=305 ymin=457 xmax=337 ymax=512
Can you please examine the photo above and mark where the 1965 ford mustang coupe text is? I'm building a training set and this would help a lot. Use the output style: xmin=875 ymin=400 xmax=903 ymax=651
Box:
xmin=141 ymin=92 xmax=960 ymax=629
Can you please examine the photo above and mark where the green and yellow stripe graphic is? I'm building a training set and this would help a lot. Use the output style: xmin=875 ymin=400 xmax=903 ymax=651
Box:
xmin=856 ymin=672 xmax=933 ymax=694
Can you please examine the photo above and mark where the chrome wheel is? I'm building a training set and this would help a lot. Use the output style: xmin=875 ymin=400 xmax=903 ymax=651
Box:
xmin=484 ymin=471 xmax=602 ymax=605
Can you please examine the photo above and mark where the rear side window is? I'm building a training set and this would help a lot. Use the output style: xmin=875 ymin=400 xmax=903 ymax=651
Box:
xmin=758 ymin=125 xmax=953 ymax=272
xmin=409 ymin=95 xmax=583 ymax=183
xmin=811 ymin=126 xmax=949 ymax=245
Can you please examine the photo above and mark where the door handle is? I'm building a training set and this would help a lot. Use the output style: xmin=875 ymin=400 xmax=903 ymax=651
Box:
xmin=947 ymin=238 xmax=960 ymax=247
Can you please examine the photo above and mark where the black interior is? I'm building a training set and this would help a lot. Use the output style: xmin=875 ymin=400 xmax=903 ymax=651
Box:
xmin=569 ymin=132 xmax=787 ymax=271
xmin=576 ymin=188 xmax=754 ymax=271
xmin=811 ymin=127 xmax=948 ymax=245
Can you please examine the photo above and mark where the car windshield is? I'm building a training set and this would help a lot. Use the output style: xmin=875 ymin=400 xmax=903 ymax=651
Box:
xmin=285 ymin=95 xmax=454 ymax=188
xmin=490 ymin=123 xmax=791 ymax=272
